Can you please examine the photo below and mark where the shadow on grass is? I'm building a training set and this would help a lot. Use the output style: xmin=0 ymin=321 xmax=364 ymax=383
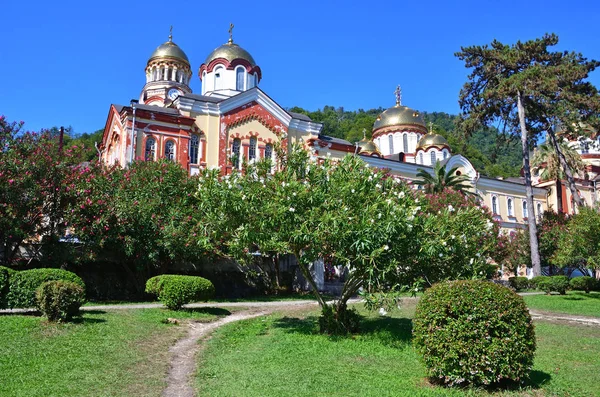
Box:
xmin=426 ymin=370 xmax=552 ymax=393
xmin=83 ymin=310 xmax=106 ymax=315
xmin=179 ymin=307 xmax=232 ymax=316
xmin=71 ymin=316 xmax=106 ymax=324
xmin=0 ymin=310 xmax=40 ymax=317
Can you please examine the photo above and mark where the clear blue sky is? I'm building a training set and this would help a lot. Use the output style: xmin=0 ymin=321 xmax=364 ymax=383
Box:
xmin=2 ymin=0 xmax=599 ymax=135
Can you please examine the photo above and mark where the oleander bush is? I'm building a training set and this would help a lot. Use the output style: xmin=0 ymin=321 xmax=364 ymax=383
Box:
xmin=538 ymin=275 xmax=570 ymax=295
xmin=508 ymin=276 xmax=530 ymax=291
xmin=6 ymin=268 xmax=85 ymax=308
xmin=145 ymin=275 xmax=215 ymax=310
xmin=0 ymin=266 xmax=15 ymax=309
xmin=413 ymin=280 xmax=536 ymax=387
xmin=35 ymin=280 xmax=86 ymax=322
xmin=569 ymin=276 xmax=597 ymax=294
xmin=318 ymin=305 xmax=361 ymax=335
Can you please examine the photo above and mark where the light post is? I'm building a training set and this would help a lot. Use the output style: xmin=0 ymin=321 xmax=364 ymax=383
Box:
xmin=130 ymin=99 xmax=139 ymax=163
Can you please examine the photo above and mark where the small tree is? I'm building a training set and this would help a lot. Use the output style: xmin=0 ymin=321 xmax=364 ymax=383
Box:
xmin=413 ymin=162 xmax=477 ymax=197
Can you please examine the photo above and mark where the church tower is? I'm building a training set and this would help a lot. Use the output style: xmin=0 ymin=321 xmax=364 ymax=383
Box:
xmin=198 ymin=24 xmax=262 ymax=98
xmin=140 ymin=28 xmax=192 ymax=106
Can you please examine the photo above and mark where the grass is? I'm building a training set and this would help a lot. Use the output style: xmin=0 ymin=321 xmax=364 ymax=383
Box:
xmin=522 ymin=291 xmax=600 ymax=317
xmin=196 ymin=302 xmax=600 ymax=397
xmin=0 ymin=307 xmax=230 ymax=397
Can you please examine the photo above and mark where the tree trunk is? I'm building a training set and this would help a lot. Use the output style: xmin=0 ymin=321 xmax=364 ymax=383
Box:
xmin=517 ymin=92 xmax=542 ymax=277
xmin=295 ymin=251 xmax=326 ymax=308
xmin=547 ymin=129 xmax=584 ymax=209
xmin=555 ymin=179 xmax=563 ymax=213
xmin=273 ymin=254 xmax=281 ymax=289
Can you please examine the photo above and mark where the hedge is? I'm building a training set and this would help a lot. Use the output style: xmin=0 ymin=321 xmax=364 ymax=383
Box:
xmin=0 ymin=266 xmax=15 ymax=309
xmin=536 ymin=276 xmax=569 ymax=295
xmin=569 ymin=276 xmax=597 ymax=293
xmin=36 ymin=280 xmax=86 ymax=322
xmin=6 ymin=268 xmax=85 ymax=308
xmin=413 ymin=280 xmax=536 ymax=387
xmin=508 ymin=276 xmax=530 ymax=291
xmin=145 ymin=275 xmax=215 ymax=310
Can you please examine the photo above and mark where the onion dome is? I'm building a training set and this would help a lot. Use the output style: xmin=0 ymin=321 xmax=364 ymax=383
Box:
xmin=373 ymin=85 xmax=426 ymax=133
xmin=357 ymin=130 xmax=382 ymax=156
xmin=204 ymin=42 xmax=256 ymax=67
xmin=147 ymin=31 xmax=190 ymax=66
xmin=416 ymin=132 xmax=450 ymax=151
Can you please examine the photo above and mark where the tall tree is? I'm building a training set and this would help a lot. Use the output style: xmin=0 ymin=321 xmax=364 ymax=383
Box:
xmin=456 ymin=33 xmax=600 ymax=276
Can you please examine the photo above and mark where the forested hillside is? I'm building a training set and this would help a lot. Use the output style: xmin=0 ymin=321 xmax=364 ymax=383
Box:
xmin=289 ymin=106 xmax=522 ymax=177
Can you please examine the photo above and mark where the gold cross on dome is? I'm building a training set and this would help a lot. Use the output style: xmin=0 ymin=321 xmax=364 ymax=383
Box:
xmin=228 ymin=23 xmax=235 ymax=44
xmin=169 ymin=25 xmax=173 ymax=41
xmin=428 ymin=122 xmax=434 ymax=134
xmin=362 ymin=128 xmax=367 ymax=140
xmin=395 ymin=85 xmax=402 ymax=106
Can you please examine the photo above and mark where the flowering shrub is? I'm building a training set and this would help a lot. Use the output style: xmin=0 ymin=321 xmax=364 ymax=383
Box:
xmin=413 ymin=280 xmax=536 ymax=387
xmin=36 ymin=280 xmax=85 ymax=322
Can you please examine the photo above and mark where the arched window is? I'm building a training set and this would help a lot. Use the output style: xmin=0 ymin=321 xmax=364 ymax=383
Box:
xmin=145 ymin=137 xmax=156 ymax=161
xmin=388 ymin=135 xmax=394 ymax=154
xmin=214 ymin=66 xmax=224 ymax=90
xmin=236 ymin=67 xmax=245 ymax=91
xmin=165 ymin=140 xmax=175 ymax=161
xmin=492 ymin=196 xmax=498 ymax=215
xmin=419 ymin=152 xmax=424 ymax=164
xmin=254 ymin=73 xmax=258 ymax=86
xmin=403 ymin=134 xmax=408 ymax=153
xmin=430 ymin=151 xmax=436 ymax=165
xmin=507 ymin=198 xmax=514 ymax=217
xmin=265 ymin=143 xmax=273 ymax=172
xmin=537 ymin=202 xmax=543 ymax=219
xmin=522 ymin=200 xmax=528 ymax=218
xmin=248 ymin=137 xmax=257 ymax=161
xmin=443 ymin=150 xmax=448 ymax=160
xmin=189 ymin=134 xmax=200 ymax=164
xmin=232 ymin=138 xmax=241 ymax=168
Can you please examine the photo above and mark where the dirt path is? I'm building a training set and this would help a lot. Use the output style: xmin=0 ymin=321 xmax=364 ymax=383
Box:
xmin=162 ymin=308 xmax=271 ymax=397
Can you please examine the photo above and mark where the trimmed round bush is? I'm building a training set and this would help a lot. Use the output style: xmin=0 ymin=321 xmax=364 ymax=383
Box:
xmin=569 ymin=276 xmax=597 ymax=293
xmin=6 ymin=268 xmax=85 ymax=308
xmin=508 ymin=276 xmax=530 ymax=291
xmin=538 ymin=275 xmax=569 ymax=295
xmin=413 ymin=280 xmax=536 ymax=387
xmin=36 ymin=280 xmax=86 ymax=322
xmin=530 ymin=275 xmax=547 ymax=290
xmin=145 ymin=275 xmax=215 ymax=310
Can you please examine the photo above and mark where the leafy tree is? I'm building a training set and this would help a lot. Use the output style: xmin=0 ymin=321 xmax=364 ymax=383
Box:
xmin=455 ymin=33 xmax=600 ymax=276
xmin=553 ymin=207 xmax=600 ymax=279
xmin=413 ymin=162 xmax=476 ymax=196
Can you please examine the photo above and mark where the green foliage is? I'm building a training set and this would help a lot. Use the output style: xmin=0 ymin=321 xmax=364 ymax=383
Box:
xmin=553 ymin=207 xmax=600 ymax=271
xmin=508 ymin=276 xmax=530 ymax=291
xmin=530 ymin=276 xmax=547 ymax=290
xmin=570 ymin=276 xmax=597 ymax=293
xmin=413 ymin=280 xmax=536 ymax=387
xmin=6 ymin=268 xmax=85 ymax=308
xmin=537 ymin=276 xmax=570 ymax=295
xmin=35 ymin=280 xmax=85 ymax=322
xmin=0 ymin=266 xmax=14 ymax=308
xmin=145 ymin=275 xmax=215 ymax=310
xmin=318 ymin=305 xmax=361 ymax=335
xmin=413 ymin=162 xmax=476 ymax=196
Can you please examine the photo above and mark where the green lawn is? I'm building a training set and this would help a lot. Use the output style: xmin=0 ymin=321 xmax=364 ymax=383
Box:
xmin=522 ymin=291 xmax=600 ymax=317
xmin=0 ymin=307 xmax=230 ymax=397
xmin=196 ymin=303 xmax=600 ymax=397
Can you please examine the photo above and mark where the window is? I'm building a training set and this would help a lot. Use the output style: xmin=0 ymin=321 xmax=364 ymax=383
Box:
xmin=388 ymin=135 xmax=394 ymax=154
xmin=430 ymin=151 xmax=436 ymax=165
xmin=507 ymin=198 xmax=514 ymax=217
xmin=492 ymin=196 xmax=498 ymax=215
xmin=232 ymin=138 xmax=241 ymax=168
xmin=403 ymin=134 xmax=408 ymax=153
xmin=165 ymin=140 xmax=175 ymax=161
xmin=254 ymin=73 xmax=258 ymax=86
xmin=236 ymin=67 xmax=245 ymax=91
xmin=214 ymin=66 xmax=224 ymax=90
xmin=265 ymin=143 xmax=273 ymax=172
xmin=523 ymin=201 xmax=528 ymax=218
xmin=537 ymin=202 xmax=543 ymax=219
xmin=249 ymin=137 xmax=257 ymax=161
xmin=189 ymin=134 xmax=200 ymax=164
xmin=419 ymin=152 xmax=424 ymax=164
xmin=145 ymin=137 xmax=156 ymax=161
xmin=443 ymin=150 xmax=447 ymax=160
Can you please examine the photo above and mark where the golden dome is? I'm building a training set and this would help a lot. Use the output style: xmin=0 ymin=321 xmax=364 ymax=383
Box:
xmin=148 ymin=38 xmax=190 ymax=65
xmin=204 ymin=42 xmax=256 ymax=66
xmin=416 ymin=133 xmax=450 ymax=151
xmin=373 ymin=105 xmax=426 ymax=131
xmin=357 ymin=138 xmax=381 ymax=156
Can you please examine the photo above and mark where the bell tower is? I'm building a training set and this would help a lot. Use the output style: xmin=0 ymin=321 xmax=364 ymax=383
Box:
xmin=140 ymin=27 xmax=192 ymax=106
